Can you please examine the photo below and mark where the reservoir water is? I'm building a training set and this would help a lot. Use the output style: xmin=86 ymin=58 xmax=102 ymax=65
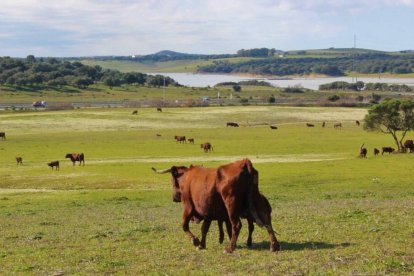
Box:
xmin=156 ymin=73 xmax=414 ymax=90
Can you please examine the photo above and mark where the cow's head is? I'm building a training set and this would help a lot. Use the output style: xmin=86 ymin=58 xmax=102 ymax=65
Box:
xmin=65 ymin=153 xmax=72 ymax=158
xmin=152 ymin=166 xmax=189 ymax=202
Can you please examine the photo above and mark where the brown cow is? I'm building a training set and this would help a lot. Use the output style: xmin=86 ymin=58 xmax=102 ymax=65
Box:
xmin=152 ymin=159 xmax=280 ymax=253
xmin=227 ymin=122 xmax=239 ymax=127
xmin=200 ymin=142 xmax=213 ymax=152
xmin=322 ymin=121 xmax=326 ymax=127
xmin=174 ymin=135 xmax=187 ymax=143
xmin=16 ymin=157 xmax=23 ymax=165
xmin=359 ymin=144 xmax=367 ymax=158
xmin=65 ymin=153 xmax=85 ymax=166
xmin=306 ymin=123 xmax=314 ymax=127
xmin=356 ymin=120 xmax=360 ymax=126
xmin=16 ymin=156 xmax=23 ymax=165
xmin=188 ymin=138 xmax=194 ymax=144
xmin=382 ymin=147 xmax=395 ymax=155
xmin=404 ymin=140 xmax=414 ymax=153
xmin=48 ymin=161 xmax=59 ymax=170
xmin=157 ymin=107 xmax=163 ymax=112
xmin=269 ymin=126 xmax=278 ymax=130
xmin=334 ymin=122 xmax=342 ymax=129
xmin=0 ymin=132 xmax=5 ymax=140
xmin=132 ymin=110 xmax=138 ymax=115
xmin=374 ymin=148 xmax=380 ymax=155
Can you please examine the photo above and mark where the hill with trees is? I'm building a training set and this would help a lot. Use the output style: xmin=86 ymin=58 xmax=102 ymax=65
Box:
xmin=0 ymin=55 xmax=179 ymax=90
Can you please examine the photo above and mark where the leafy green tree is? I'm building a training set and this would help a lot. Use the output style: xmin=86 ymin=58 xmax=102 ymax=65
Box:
xmin=363 ymin=99 xmax=414 ymax=151
xmin=232 ymin=84 xmax=241 ymax=92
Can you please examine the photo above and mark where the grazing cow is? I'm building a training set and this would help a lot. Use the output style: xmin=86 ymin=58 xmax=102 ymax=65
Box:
xmin=157 ymin=107 xmax=162 ymax=112
xmin=151 ymin=159 xmax=280 ymax=253
xmin=270 ymin=126 xmax=278 ymax=130
xmin=356 ymin=120 xmax=360 ymax=126
xmin=374 ymin=148 xmax=380 ymax=155
xmin=404 ymin=140 xmax=414 ymax=153
xmin=334 ymin=122 xmax=342 ymax=129
xmin=306 ymin=123 xmax=314 ymax=127
xmin=174 ymin=135 xmax=187 ymax=143
xmin=200 ymin=142 xmax=213 ymax=153
xmin=156 ymin=134 xmax=162 ymax=137
xmin=132 ymin=110 xmax=138 ymax=115
xmin=226 ymin=122 xmax=239 ymax=127
xmin=188 ymin=138 xmax=194 ymax=144
xmin=359 ymin=144 xmax=367 ymax=158
xmin=48 ymin=161 xmax=59 ymax=170
xmin=382 ymin=147 xmax=395 ymax=155
xmin=0 ymin=132 xmax=5 ymax=140
xmin=322 ymin=121 xmax=326 ymax=127
xmin=65 ymin=153 xmax=85 ymax=166
xmin=16 ymin=157 xmax=23 ymax=165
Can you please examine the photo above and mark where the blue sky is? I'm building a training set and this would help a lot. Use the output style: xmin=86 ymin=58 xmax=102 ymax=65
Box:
xmin=0 ymin=0 xmax=413 ymax=57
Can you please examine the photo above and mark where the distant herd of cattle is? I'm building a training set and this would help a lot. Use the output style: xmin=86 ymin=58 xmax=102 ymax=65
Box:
xmin=11 ymin=149 xmax=85 ymax=170
xmin=359 ymin=140 xmax=414 ymax=158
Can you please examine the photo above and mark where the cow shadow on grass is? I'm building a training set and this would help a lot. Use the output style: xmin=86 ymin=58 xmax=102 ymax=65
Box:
xmin=247 ymin=241 xmax=351 ymax=251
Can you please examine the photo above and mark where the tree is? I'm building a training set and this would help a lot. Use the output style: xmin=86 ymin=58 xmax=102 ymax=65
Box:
xmin=363 ymin=99 xmax=414 ymax=152
xmin=232 ymin=84 xmax=241 ymax=92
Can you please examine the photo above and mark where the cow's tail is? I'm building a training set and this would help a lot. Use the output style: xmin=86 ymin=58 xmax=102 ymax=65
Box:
xmin=360 ymin=143 xmax=364 ymax=150
xmin=244 ymin=159 xmax=265 ymax=228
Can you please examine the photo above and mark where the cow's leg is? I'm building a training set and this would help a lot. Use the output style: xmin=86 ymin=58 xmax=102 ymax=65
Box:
xmin=223 ymin=199 xmax=242 ymax=253
xmin=182 ymin=206 xmax=200 ymax=247
xmin=199 ymin=219 xmax=212 ymax=249
xmin=218 ymin=220 xmax=225 ymax=244
xmin=247 ymin=217 xmax=254 ymax=248
xmin=265 ymin=222 xmax=280 ymax=252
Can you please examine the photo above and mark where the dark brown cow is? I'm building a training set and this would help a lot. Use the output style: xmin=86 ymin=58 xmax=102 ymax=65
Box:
xmin=269 ymin=126 xmax=278 ymax=130
xmin=374 ymin=148 xmax=380 ymax=155
xmin=404 ymin=140 xmax=414 ymax=153
xmin=152 ymin=159 xmax=279 ymax=253
xmin=306 ymin=123 xmax=314 ymax=127
xmin=157 ymin=107 xmax=163 ymax=112
xmin=16 ymin=157 xmax=23 ymax=165
xmin=382 ymin=147 xmax=395 ymax=155
xmin=48 ymin=161 xmax=59 ymax=170
xmin=200 ymin=142 xmax=213 ymax=153
xmin=65 ymin=153 xmax=85 ymax=166
xmin=0 ymin=132 xmax=5 ymax=140
xmin=174 ymin=135 xmax=187 ymax=143
xmin=322 ymin=121 xmax=326 ymax=127
xmin=356 ymin=120 xmax=360 ymax=126
xmin=227 ymin=122 xmax=239 ymax=127
xmin=188 ymin=138 xmax=194 ymax=144
xmin=334 ymin=122 xmax=342 ymax=129
xmin=359 ymin=144 xmax=367 ymax=158
xmin=132 ymin=110 xmax=138 ymax=115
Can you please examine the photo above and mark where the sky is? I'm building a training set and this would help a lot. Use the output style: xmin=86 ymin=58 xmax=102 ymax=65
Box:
xmin=0 ymin=0 xmax=413 ymax=57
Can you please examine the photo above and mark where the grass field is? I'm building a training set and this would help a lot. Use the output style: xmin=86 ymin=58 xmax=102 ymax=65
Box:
xmin=0 ymin=106 xmax=413 ymax=274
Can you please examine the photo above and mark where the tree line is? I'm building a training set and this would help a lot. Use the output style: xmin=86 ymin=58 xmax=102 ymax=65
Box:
xmin=319 ymin=81 xmax=412 ymax=92
xmin=0 ymin=55 xmax=179 ymax=89
xmin=198 ymin=53 xmax=414 ymax=76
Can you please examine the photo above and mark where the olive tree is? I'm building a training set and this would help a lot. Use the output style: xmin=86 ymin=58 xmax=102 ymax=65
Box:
xmin=364 ymin=99 xmax=414 ymax=152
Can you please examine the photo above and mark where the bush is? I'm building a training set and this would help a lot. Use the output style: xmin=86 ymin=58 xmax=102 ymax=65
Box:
xmin=328 ymin=95 xmax=340 ymax=102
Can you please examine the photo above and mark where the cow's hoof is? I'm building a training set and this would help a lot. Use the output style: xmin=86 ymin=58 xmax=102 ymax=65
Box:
xmin=224 ymin=247 xmax=234 ymax=254
xmin=247 ymin=240 xmax=252 ymax=248
xmin=192 ymin=237 xmax=200 ymax=247
xmin=271 ymin=242 xmax=281 ymax=252
xmin=219 ymin=237 xmax=224 ymax=244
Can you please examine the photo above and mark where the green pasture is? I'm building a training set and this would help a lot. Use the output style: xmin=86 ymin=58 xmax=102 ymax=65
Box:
xmin=0 ymin=106 xmax=413 ymax=274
